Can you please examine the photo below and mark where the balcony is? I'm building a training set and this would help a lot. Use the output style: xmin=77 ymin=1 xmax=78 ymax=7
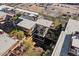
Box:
xmin=33 ymin=24 xmax=47 ymax=37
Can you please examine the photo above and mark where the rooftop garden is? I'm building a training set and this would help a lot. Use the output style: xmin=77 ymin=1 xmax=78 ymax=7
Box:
xmin=9 ymin=28 xmax=25 ymax=40
xmin=53 ymin=18 xmax=62 ymax=29
xmin=11 ymin=13 xmax=21 ymax=21
xmin=12 ymin=15 xmax=18 ymax=21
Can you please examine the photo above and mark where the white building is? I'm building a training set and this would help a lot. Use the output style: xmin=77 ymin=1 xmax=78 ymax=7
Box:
xmin=0 ymin=29 xmax=18 ymax=56
xmin=52 ymin=19 xmax=79 ymax=56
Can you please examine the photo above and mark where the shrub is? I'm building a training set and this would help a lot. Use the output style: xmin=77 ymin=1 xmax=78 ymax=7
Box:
xmin=10 ymin=28 xmax=25 ymax=40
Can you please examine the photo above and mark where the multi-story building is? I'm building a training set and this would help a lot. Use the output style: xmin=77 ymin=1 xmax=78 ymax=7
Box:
xmin=17 ymin=11 xmax=38 ymax=35
xmin=32 ymin=19 xmax=53 ymax=50
xmin=0 ymin=5 xmax=61 ymax=55
xmin=0 ymin=29 xmax=18 ymax=56
xmin=52 ymin=19 xmax=79 ymax=56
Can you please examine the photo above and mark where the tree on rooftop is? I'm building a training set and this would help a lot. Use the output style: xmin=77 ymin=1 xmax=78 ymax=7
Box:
xmin=51 ymin=19 xmax=62 ymax=42
xmin=12 ymin=15 xmax=19 ymax=21
xmin=10 ymin=28 xmax=25 ymax=40
xmin=17 ymin=30 xmax=25 ymax=40
xmin=53 ymin=19 xmax=62 ymax=29
xmin=23 ymin=37 xmax=35 ymax=49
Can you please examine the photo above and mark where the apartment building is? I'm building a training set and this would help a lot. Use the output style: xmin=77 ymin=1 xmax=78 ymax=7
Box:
xmin=52 ymin=19 xmax=79 ymax=56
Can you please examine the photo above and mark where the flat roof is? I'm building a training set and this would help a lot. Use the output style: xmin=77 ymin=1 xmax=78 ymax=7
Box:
xmin=65 ymin=19 xmax=79 ymax=34
xmin=0 ymin=5 xmax=14 ymax=10
xmin=0 ymin=5 xmax=15 ymax=16
xmin=36 ymin=19 xmax=52 ymax=27
xmin=17 ymin=16 xmax=53 ymax=30
xmin=72 ymin=37 xmax=79 ymax=48
xmin=0 ymin=32 xmax=17 ymax=55
xmin=52 ymin=19 xmax=79 ymax=56
xmin=17 ymin=17 xmax=36 ymax=29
